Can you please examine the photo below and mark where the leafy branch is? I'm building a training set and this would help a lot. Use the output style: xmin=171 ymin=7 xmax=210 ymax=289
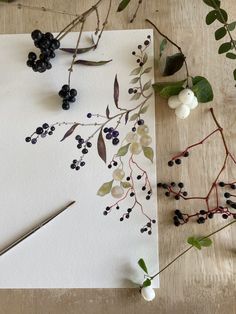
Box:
xmin=203 ymin=0 xmax=236 ymax=85
xmin=138 ymin=219 xmax=236 ymax=287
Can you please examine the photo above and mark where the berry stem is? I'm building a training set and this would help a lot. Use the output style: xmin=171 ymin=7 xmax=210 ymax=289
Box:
xmin=130 ymin=0 xmax=143 ymax=23
xmin=148 ymin=219 xmax=236 ymax=282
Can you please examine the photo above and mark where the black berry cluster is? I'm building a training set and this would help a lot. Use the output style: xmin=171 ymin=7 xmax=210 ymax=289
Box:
xmin=70 ymin=159 xmax=86 ymax=171
xmin=70 ymin=134 xmax=92 ymax=171
xmin=108 ymin=160 xmax=118 ymax=169
xmin=103 ymin=127 xmax=120 ymax=145
xmin=157 ymin=182 xmax=188 ymax=200
xmin=58 ymin=85 xmax=77 ymax=110
xmin=27 ymin=30 xmax=60 ymax=73
xmin=168 ymin=151 xmax=189 ymax=167
xmin=25 ymin=123 xmax=55 ymax=144
xmin=140 ymin=219 xmax=156 ymax=235
xmin=131 ymin=35 xmax=151 ymax=67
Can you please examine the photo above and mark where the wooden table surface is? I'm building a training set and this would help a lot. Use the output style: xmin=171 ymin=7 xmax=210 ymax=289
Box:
xmin=0 ymin=0 xmax=235 ymax=313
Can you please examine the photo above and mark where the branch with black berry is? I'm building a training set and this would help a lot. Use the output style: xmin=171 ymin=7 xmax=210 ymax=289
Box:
xmin=157 ymin=108 xmax=236 ymax=226
xmin=25 ymin=0 xmax=113 ymax=110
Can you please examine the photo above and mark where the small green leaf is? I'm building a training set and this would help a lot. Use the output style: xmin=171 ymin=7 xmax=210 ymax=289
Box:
xmin=187 ymin=237 xmax=202 ymax=250
xmin=203 ymin=0 xmax=221 ymax=9
xmin=143 ymin=147 xmax=154 ymax=163
xmin=117 ymin=143 xmax=130 ymax=156
xmin=131 ymin=92 xmax=142 ymax=100
xmin=142 ymin=278 xmax=152 ymax=287
xmin=228 ymin=21 xmax=236 ymax=31
xmin=198 ymin=237 xmax=213 ymax=247
xmin=130 ymin=67 xmax=141 ymax=76
xmin=216 ymin=9 xmax=228 ymax=23
xmin=97 ymin=180 xmax=113 ymax=196
xmin=130 ymin=77 xmax=139 ymax=84
xmin=121 ymin=181 xmax=132 ymax=189
xmin=218 ymin=42 xmax=232 ymax=54
xmin=143 ymin=80 xmax=152 ymax=91
xmin=226 ymin=52 xmax=236 ymax=59
xmin=142 ymin=67 xmax=152 ymax=74
xmin=159 ymin=38 xmax=167 ymax=57
xmin=117 ymin=0 xmax=131 ymax=12
xmin=206 ymin=10 xmax=218 ymax=25
xmin=152 ymin=80 xmax=186 ymax=99
xmin=215 ymin=27 xmax=227 ymax=40
xmin=163 ymin=53 xmax=185 ymax=76
xmin=192 ymin=76 xmax=214 ymax=103
xmin=138 ymin=258 xmax=148 ymax=274
xmin=129 ymin=113 xmax=139 ymax=121
xmin=140 ymin=105 xmax=149 ymax=114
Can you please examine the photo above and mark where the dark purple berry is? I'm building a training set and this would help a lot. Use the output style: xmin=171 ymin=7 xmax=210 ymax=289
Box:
xmin=25 ymin=137 xmax=31 ymax=142
xmin=222 ymin=214 xmax=228 ymax=219
xmin=112 ymin=138 xmax=120 ymax=145
xmin=106 ymin=133 xmax=112 ymax=140
xmin=82 ymin=148 xmax=88 ymax=154
xmin=128 ymin=88 xmax=134 ymax=94
xmin=31 ymin=138 xmax=37 ymax=144
xmin=62 ymin=102 xmax=70 ymax=110
xmin=178 ymin=182 xmax=184 ymax=189
xmin=137 ymin=119 xmax=144 ymax=125
xmin=168 ymin=160 xmax=174 ymax=167
xmin=31 ymin=29 xmax=42 ymax=41
xmin=86 ymin=142 xmax=92 ymax=148
xmin=219 ymin=182 xmax=225 ymax=187
xmin=112 ymin=130 xmax=119 ymax=138
xmin=62 ymin=84 xmax=70 ymax=92
xmin=175 ymin=159 xmax=181 ymax=165
xmin=28 ymin=52 xmax=37 ymax=61
xmin=224 ymin=192 xmax=231 ymax=198
xmin=36 ymin=127 xmax=44 ymax=135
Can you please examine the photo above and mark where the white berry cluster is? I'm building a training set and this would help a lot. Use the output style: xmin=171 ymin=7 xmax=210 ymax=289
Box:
xmin=168 ymin=88 xmax=198 ymax=119
xmin=111 ymin=169 xmax=125 ymax=198
xmin=127 ymin=123 xmax=152 ymax=155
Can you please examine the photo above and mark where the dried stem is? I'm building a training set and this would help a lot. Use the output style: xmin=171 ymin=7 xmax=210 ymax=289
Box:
xmin=130 ymin=0 xmax=142 ymax=23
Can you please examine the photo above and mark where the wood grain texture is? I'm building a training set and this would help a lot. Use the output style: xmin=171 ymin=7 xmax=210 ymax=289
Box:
xmin=0 ymin=0 xmax=235 ymax=313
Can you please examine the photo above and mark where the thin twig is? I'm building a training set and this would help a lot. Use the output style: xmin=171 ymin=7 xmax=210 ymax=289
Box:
xmin=130 ymin=0 xmax=142 ymax=23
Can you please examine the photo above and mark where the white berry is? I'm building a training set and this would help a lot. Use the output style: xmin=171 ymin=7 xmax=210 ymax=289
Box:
xmin=141 ymin=286 xmax=156 ymax=302
xmin=111 ymin=186 xmax=124 ymax=198
xmin=140 ymin=134 xmax=152 ymax=147
xmin=137 ymin=124 xmax=149 ymax=136
xmin=175 ymin=104 xmax=190 ymax=119
xmin=130 ymin=142 xmax=142 ymax=155
xmin=186 ymin=96 xmax=198 ymax=110
xmin=126 ymin=132 xmax=138 ymax=143
xmin=112 ymin=169 xmax=125 ymax=181
xmin=168 ymin=95 xmax=182 ymax=109
xmin=178 ymin=88 xmax=194 ymax=105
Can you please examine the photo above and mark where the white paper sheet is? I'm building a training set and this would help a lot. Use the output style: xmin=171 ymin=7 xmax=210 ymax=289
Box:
xmin=0 ymin=29 xmax=159 ymax=288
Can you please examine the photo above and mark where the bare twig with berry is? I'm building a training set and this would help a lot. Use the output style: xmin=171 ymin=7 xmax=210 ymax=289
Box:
xmin=158 ymin=108 xmax=236 ymax=226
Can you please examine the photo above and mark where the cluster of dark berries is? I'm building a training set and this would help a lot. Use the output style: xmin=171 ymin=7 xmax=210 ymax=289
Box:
xmin=131 ymin=35 xmax=151 ymax=67
xmin=157 ymin=182 xmax=188 ymax=200
xmin=219 ymin=181 xmax=236 ymax=189
xmin=103 ymin=127 xmax=120 ymax=145
xmin=140 ymin=219 xmax=156 ymax=235
xmin=128 ymin=88 xmax=138 ymax=95
xmin=119 ymin=207 xmax=134 ymax=221
xmin=131 ymin=119 xmax=144 ymax=133
xmin=168 ymin=152 xmax=189 ymax=167
xmin=27 ymin=30 xmax=60 ymax=73
xmin=108 ymin=160 xmax=118 ymax=169
xmin=58 ymin=85 xmax=77 ymax=110
xmin=75 ymin=135 xmax=92 ymax=153
xmin=25 ymin=123 xmax=55 ymax=144
xmin=70 ymin=159 xmax=86 ymax=171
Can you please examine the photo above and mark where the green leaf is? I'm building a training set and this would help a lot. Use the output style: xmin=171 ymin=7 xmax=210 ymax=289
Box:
xmin=216 ymin=9 xmax=228 ymax=23
xmin=226 ymin=52 xmax=236 ymax=59
xmin=117 ymin=0 xmax=131 ymax=12
xmin=202 ymin=0 xmax=221 ymax=9
xmin=215 ymin=27 xmax=227 ymax=40
xmin=192 ymin=76 xmax=214 ymax=102
xmin=206 ymin=10 xmax=218 ymax=25
xmin=142 ymin=67 xmax=152 ymax=74
xmin=198 ymin=237 xmax=213 ymax=247
xmin=129 ymin=113 xmax=139 ymax=121
xmin=163 ymin=53 xmax=185 ymax=76
xmin=143 ymin=53 xmax=148 ymax=64
xmin=159 ymin=38 xmax=167 ymax=57
xmin=218 ymin=42 xmax=232 ymax=54
xmin=143 ymin=80 xmax=152 ymax=91
xmin=60 ymin=46 xmax=95 ymax=54
xmin=130 ymin=77 xmax=139 ymax=84
xmin=138 ymin=258 xmax=148 ymax=274
xmin=75 ymin=59 xmax=112 ymax=66
xmin=121 ymin=181 xmax=132 ymax=189
xmin=140 ymin=105 xmax=149 ymax=114
xmin=130 ymin=67 xmax=141 ymax=76
xmin=117 ymin=143 xmax=130 ymax=156
xmin=131 ymin=92 xmax=142 ymax=100
xmin=152 ymin=80 xmax=186 ymax=99
xmin=143 ymin=147 xmax=154 ymax=163
xmin=97 ymin=180 xmax=113 ymax=196
xmin=187 ymin=237 xmax=202 ymax=250
xmin=228 ymin=21 xmax=236 ymax=31
xmin=142 ymin=278 xmax=152 ymax=287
